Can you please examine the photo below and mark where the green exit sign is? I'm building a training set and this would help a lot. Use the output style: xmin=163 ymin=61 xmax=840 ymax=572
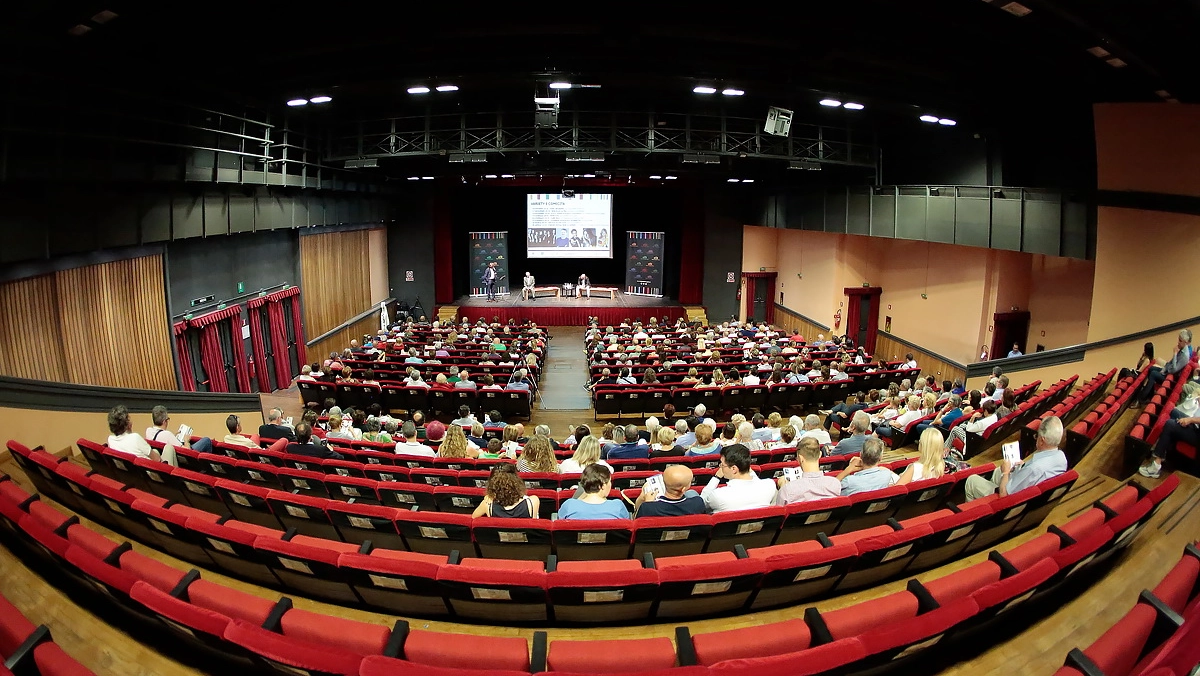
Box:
xmin=237 ymin=281 xmax=245 ymax=294
xmin=759 ymin=267 xmax=766 ymax=272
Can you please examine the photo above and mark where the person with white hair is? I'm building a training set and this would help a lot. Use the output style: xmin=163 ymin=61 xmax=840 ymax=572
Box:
xmin=798 ymin=414 xmax=832 ymax=446
xmin=643 ymin=416 xmax=661 ymax=443
xmin=1137 ymin=329 xmax=1194 ymax=406
xmin=828 ymin=411 xmax=871 ymax=456
xmin=674 ymin=419 xmax=696 ymax=447
xmin=735 ymin=421 xmax=764 ymax=451
xmin=965 ymin=416 xmax=1066 ymax=500
xmin=693 ymin=403 xmax=707 ymax=419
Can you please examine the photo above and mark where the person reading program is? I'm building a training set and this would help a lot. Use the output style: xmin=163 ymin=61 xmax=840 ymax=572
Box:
xmin=576 ymin=272 xmax=590 ymax=298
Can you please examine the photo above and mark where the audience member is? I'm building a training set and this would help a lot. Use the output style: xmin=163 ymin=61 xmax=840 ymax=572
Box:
xmin=286 ymin=423 xmax=344 ymax=460
xmin=635 ymin=465 xmax=705 ymax=517
xmin=685 ymin=423 xmax=721 ymax=456
xmin=700 ymin=444 xmax=777 ymax=513
xmin=558 ymin=464 xmax=629 ymax=520
xmin=259 ymin=407 xmax=295 ymax=442
xmin=965 ymin=416 xmax=1066 ymax=500
xmin=836 ymin=437 xmax=896 ymax=496
xmin=828 ymin=411 xmax=872 ymax=456
xmin=222 ymin=414 xmax=257 ymax=449
xmin=395 ymin=422 xmax=435 ymax=457
xmin=107 ymin=405 xmax=172 ymax=465
xmin=774 ymin=438 xmax=842 ymax=505
xmin=560 ymin=436 xmax=612 ymax=474
xmin=516 ymin=435 xmax=560 ymax=473
xmin=471 ymin=464 xmax=540 ymax=518
xmin=895 ymin=428 xmax=946 ymax=485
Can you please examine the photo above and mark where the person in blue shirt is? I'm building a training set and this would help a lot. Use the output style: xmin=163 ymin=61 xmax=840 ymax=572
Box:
xmin=1007 ymin=343 xmax=1023 ymax=358
xmin=558 ymin=464 xmax=629 ymax=520
xmin=836 ymin=437 xmax=896 ymax=496
xmin=606 ymin=424 xmax=649 ymax=461
xmin=965 ymin=416 xmax=1067 ymax=500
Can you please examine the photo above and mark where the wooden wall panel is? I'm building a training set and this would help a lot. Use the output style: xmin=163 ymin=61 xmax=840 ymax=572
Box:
xmin=55 ymin=255 xmax=176 ymax=390
xmin=299 ymin=229 xmax=376 ymax=339
xmin=773 ymin=305 xmax=833 ymax=345
xmin=0 ymin=255 xmax=174 ymax=390
xmin=308 ymin=314 xmax=383 ymax=368
xmin=875 ymin=333 xmax=967 ymax=387
xmin=0 ymin=275 xmax=68 ymax=382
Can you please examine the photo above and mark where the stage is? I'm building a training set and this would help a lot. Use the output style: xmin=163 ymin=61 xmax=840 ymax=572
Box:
xmin=441 ymin=290 xmax=694 ymax=325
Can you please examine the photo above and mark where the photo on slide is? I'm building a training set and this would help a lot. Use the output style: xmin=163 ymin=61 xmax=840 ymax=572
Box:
xmin=526 ymin=193 xmax=613 ymax=259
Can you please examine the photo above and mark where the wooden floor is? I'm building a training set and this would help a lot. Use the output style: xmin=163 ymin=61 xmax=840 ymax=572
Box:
xmin=1 ymin=330 xmax=1197 ymax=675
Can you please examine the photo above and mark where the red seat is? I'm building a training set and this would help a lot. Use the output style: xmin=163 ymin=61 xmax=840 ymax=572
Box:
xmin=1151 ymin=549 xmax=1200 ymax=613
xmin=403 ymin=629 xmax=530 ymax=672
xmin=185 ymin=517 xmax=283 ymax=586
xmin=691 ymin=618 xmax=811 ymax=665
xmin=129 ymin=580 xmax=234 ymax=658
xmin=375 ymin=481 xmax=438 ymax=511
xmin=337 ymin=549 xmax=449 ymax=616
xmin=278 ymin=607 xmax=394 ymax=657
xmin=551 ymin=519 xmax=633 ymax=561
xmin=212 ymin=480 xmax=280 ymax=530
xmin=747 ymin=540 xmax=858 ymax=610
xmin=654 ymin=552 xmax=765 ymax=618
xmin=322 ymin=475 xmax=382 ymax=504
xmin=822 ymin=589 xmax=920 ymax=640
xmin=253 ymin=534 xmax=362 ymax=604
xmin=832 ymin=522 xmax=934 ymax=591
xmin=775 ymin=496 xmax=853 ymax=545
xmin=630 ymin=515 xmax=713 ymax=559
xmin=222 ymin=620 xmax=365 ymax=676
xmin=185 ymin=577 xmax=279 ymax=626
xmin=436 ymin=558 xmax=548 ymax=622
xmin=392 ymin=510 xmax=473 ymax=557
xmin=264 ymin=490 xmax=339 ymax=540
xmin=326 ymin=502 xmax=405 ymax=551
xmin=547 ymin=559 xmax=660 ymax=623
xmin=0 ymin=591 xmax=36 ymax=657
xmin=545 ymin=636 xmax=677 ymax=674
xmin=707 ymin=506 xmax=785 ymax=552
xmin=1076 ymin=603 xmax=1158 ymax=676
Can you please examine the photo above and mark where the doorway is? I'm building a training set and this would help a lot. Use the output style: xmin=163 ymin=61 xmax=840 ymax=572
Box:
xmin=742 ymin=272 xmax=777 ymax=324
xmin=843 ymin=287 xmax=882 ymax=354
xmin=991 ymin=311 xmax=1031 ymax=359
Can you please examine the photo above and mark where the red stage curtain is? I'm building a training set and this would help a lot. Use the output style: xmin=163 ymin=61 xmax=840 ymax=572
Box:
xmin=189 ymin=305 xmax=242 ymax=393
xmin=845 ymin=293 xmax=861 ymax=346
xmin=246 ymin=305 xmax=270 ymax=393
xmin=252 ymin=286 xmax=302 ymax=390
xmin=290 ymin=293 xmax=307 ymax=367
xmin=172 ymin=321 xmax=196 ymax=392
xmin=454 ymin=305 xmax=688 ymax=326
xmin=229 ymin=311 xmax=252 ymax=393
xmin=864 ymin=299 xmax=880 ymax=355
xmin=744 ymin=276 xmax=756 ymax=321
xmin=434 ymin=182 xmax=455 ymax=304
xmin=678 ymin=188 xmax=704 ymax=304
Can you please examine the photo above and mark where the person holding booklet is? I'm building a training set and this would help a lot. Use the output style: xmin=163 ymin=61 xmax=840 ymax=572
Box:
xmin=964 ymin=416 xmax=1066 ymax=501
xmin=633 ymin=465 xmax=706 ymax=517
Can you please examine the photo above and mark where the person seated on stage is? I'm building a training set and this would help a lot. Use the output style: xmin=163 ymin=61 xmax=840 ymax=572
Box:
xmin=522 ymin=271 xmax=536 ymax=301
xmin=576 ymin=273 xmax=591 ymax=298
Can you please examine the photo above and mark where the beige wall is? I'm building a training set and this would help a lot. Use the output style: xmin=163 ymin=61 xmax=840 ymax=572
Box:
xmin=1028 ymin=255 xmax=1096 ymax=350
xmin=0 ymin=407 xmax=264 ymax=459
xmin=1095 ymin=103 xmax=1200 ymax=198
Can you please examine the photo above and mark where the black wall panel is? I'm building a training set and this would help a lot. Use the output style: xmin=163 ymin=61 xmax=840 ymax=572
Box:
xmin=229 ymin=194 xmax=254 ymax=233
xmin=797 ymin=192 xmax=824 ymax=231
xmin=141 ymin=196 xmax=172 ymax=243
xmin=870 ymin=193 xmax=896 ymax=238
xmin=388 ymin=193 xmax=435 ymax=312
xmin=94 ymin=191 xmax=140 ymax=250
xmin=47 ymin=190 xmax=98 ymax=256
xmin=990 ymin=198 xmax=1023 ymax=251
xmin=847 ymin=190 xmax=870 ymax=235
xmin=896 ymin=193 xmax=927 ymax=240
xmin=173 ymin=194 xmax=204 ymax=239
xmin=702 ymin=191 xmax=743 ymax=322
xmin=1062 ymin=199 xmax=1088 ymax=260
xmin=824 ymin=189 xmax=847 ymax=234
xmin=954 ymin=198 xmax=991 ymax=248
xmin=203 ymin=193 xmax=229 ymax=237
xmin=166 ymin=230 xmax=298 ymax=315
xmin=926 ymin=195 xmax=955 ymax=244
xmin=256 ymin=194 xmax=286 ymax=230
xmin=1022 ymin=198 xmax=1062 ymax=256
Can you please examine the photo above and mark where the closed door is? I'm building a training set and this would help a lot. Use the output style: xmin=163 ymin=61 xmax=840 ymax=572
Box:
xmin=752 ymin=280 xmax=769 ymax=323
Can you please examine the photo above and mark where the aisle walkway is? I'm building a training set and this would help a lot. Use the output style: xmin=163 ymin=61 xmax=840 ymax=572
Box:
xmin=538 ymin=327 xmax=592 ymax=412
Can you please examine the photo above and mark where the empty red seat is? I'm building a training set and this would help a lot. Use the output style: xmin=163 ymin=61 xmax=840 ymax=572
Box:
xmin=547 ymin=559 xmax=659 ymax=623
xmin=403 ymin=629 xmax=530 ymax=672
xmin=222 ymin=620 xmax=365 ymax=676
xmin=437 ymin=558 xmax=548 ymax=622
xmin=692 ymin=618 xmax=811 ymax=665
xmin=654 ymin=552 xmax=765 ymax=618
xmin=545 ymin=636 xmax=677 ymax=674
xmin=338 ymin=548 xmax=448 ymax=617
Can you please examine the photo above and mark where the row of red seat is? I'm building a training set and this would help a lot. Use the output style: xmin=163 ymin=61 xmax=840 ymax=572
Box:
xmin=1127 ymin=359 xmax=1199 ymax=473
xmin=0 ymin=589 xmax=93 ymax=676
xmin=6 ymin=440 xmax=1097 ymax=626
xmin=1054 ymin=542 xmax=1200 ymax=676
xmin=1021 ymin=370 xmax=1117 ymax=456
xmin=0 ymin=459 xmax=1176 ymax=675
xmin=956 ymin=376 xmax=1076 ymax=458
xmin=1063 ymin=369 xmax=1146 ymax=466
xmin=298 ymin=381 xmax=534 ymax=420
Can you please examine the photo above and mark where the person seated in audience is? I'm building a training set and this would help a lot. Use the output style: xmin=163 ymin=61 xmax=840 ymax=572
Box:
xmin=750 ymin=412 xmax=782 ymax=443
xmin=454 ymin=369 xmax=478 ymax=389
xmin=701 ymin=444 xmax=776 ymax=513
xmin=561 ymin=436 xmax=611 ymax=474
xmin=717 ymin=422 xmax=738 ymax=446
xmin=462 ymin=421 xmax=487 ymax=449
xmin=875 ymin=395 xmax=923 ymax=439
xmin=836 ymin=437 xmax=895 ymax=495
xmin=769 ymin=424 xmax=798 ymax=451
xmin=870 ymin=396 xmax=902 ymax=426
xmin=472 ymin=464 xmax=540 ymax=518
xmin=478 ymin=374 xmax=502 ymax=391
xmin=257 ymin=407 xmax=295 ymax=442
xmin=563 ymin=424 xmax=591 ymax=449
xmin=516 ymin=434 xmax=560 ymax=473
xmin=775 ymin=438 xmax=842 ymax=505
xmin=446 ymin=406 xmax=474 ymax=430
xmin=145 ymin=405 xmax=211 ymax=452
xmin=672 ymin=419 xmax=696 ymax=448
xmin=650 ymin=427 xmax=686 ymax=457
xmin=325 ymin=414 xmax=356 ymax=441
xmin=361 ymin=418 xmax=392 ymax=444
xmin=394 ymin=422 xmax=434 ymax=457
xmin=604 ymin=425 xmax=648 ymax=461
xmin=559 ymin=464 xmax=629 ymax=520
xmin=895 ymin=428 xmax=947 ymax=485
xmin=405 ymin=369 xmax=430 ymax=389
xmin=429 ymin=373 xmax=452 ymax=390
xmin=108 ymin=405 xmax=174 ymax=465
xmin=829 ymin=411 xmax=872 ymax=456
xmin=507 ymin=369 xmax=532 ymax=391
xmin=222 ymin=414 xmax=258 ymax=449
xmin=987 ymin=375 xmax=1010 ymax=403
xmin=295 ymin=364 xmax=317 ymax=383
xmin=685 ymin=423 xmax=721 ymax=456
xmin=902 ymin=353 xmax=918 ymax=369
xmin=404 ymin=348 xmax=424 ymax=364
xmin=1171 ymin=382 xmax=1200 ymax=421
xmin=793 ymin=414 xmax=830 ymax=446
xmin=613 ymin=367 xmax=636 ymax=386
xmin=286 ymin=423 xmax=343 ymax=460
xmin=995 ymin=390 xmax=1016 ymax=419
xmin=635 ymin=465 xmax=705 ymax=517
xmin=917 ymin=393 xmax=964 ymax=437
xmin=640 ymin=417 xmax=660 ymax=444
xmin=1137 ymin=329 xmax=1194 ymax=405
xmin=438 ymin=423 xmax=484 ymax=460
xmin=824 ymin=392 xmax=866 ymax=431
xmin=1007 ymin=343 xmax=1023 ymax=358
xmin=967 ymin=416 xmax=1066 ymax=499
xmin=498 ymin=424 xmax=523 ymax=458
xmin=680 ymin=367 xmax=700 ymax=385
xmin=946 ymin=399 xmax=999 ymax=451
xmin=951 ymin=379 xmax=967 ymax=396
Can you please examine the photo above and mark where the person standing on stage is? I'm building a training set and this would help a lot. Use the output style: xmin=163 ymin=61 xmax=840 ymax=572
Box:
xmin=483 ymin=262 xmax=498 ymax=302
xmin=576 ymin=272 xmax=590 ymax=298
xmin=522 ymin=271 xmax=536 ymax=301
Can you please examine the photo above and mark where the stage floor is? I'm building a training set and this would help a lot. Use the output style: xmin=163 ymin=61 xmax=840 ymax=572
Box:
xmin=456 ymin=291 xmax=674 ymax=309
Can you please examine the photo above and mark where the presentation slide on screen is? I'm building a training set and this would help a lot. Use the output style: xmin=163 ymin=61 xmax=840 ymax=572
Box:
xmin=526 ymin=193 xmax=613 ymax=259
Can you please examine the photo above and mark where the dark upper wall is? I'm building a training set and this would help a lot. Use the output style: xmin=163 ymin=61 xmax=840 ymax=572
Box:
xmin=388 ymin=192 xmax=436 ymax=317
xmin=880 ymin=125 xmax=993 ymax=187
xmin=165 ymin=230 xmax=299 ymax=317
xmin=701 ymin=190 xmax=750 ymax=322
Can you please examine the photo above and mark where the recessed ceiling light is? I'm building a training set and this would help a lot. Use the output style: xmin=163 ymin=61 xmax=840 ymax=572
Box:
xmin=843 ymin=102 xmax=865 ymax=110
xmin=484 ymin=174 xmax=497 ymax=179
xmin=693 ymin=86 xmax=717 ymax=94
xmin=742 ymin=179 xmax=755 ymax=183
xmin=407 ymin=86 xmax=430 ymax=94
xmin=407 ymin=176 xmax=420 ymax=181
xmin=665 ymin=176 xmax=677 ymax=180
xmin=435 ymin=85 xmax=459 ymax=92
xmin=721 ymin=88 xmax=744 ymax=96
xmin=67 ymin=24 xmax=91 ymax=36
xmin=819 ymin=99 xmax=842 ymax=107
xmin=919 ymin=115 xmax=940 ymax=123
xmin=549 ymin=82 xmax=572 ymax=89
xmin=938 ymin=118 xmax=957 ymax=126
xmin=1086 ymin=46 xmax=1111 ymax=58
xmin=1000 ymin=2 xmax=1032 ymax=17
xmin=1166 ymin=98 xmax=1180 ymax=104
xmin=649 ymin=175 xmax=662 ymax=180
xmin=501 ymin=174 xmax=514 ymax=178
xmin=286 ymin=98 xmax=308 ymax=107
xmin=583 ymin=174 xmax=595 ymax=178
xmin=91 ymin=10 xmax=119 ymax=24
xmin=727 ymin=178 xmax=740 ymax=183
xmin=1155 ymin=90 xmax=1171 ymax=98
xmin=1106 ymin=58 xmax=1127 ymax=68
xmin=309 ymin=96 xmax=332 ymax=104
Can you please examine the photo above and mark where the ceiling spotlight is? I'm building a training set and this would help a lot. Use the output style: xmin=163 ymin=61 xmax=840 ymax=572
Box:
xmin=309 ymin=96 xmax=332 ymax=104
xmin=435 ymin=85 xmax=459 ymax=92
xmin=500 ymin=174 xmax=515 ymax=178
xmin=721 ymin=88 xmax=744 ymax=96
xmin=286 ymin=98 xmax=308 ymax=107
xmin=407 ymin=86 xmax=431 ymax=94
xmin=549 ymin=82 xmax=572 ymax=89
xmin=649 ymin=175 xmax=662 ymax=180
xmin=407 ymin=176 xmax=420 ymax=181
xmin=421 ymin=176 xmax=434 ymax=180
xmin=727 ymin=178 xmax=740 ymax=183
xmin=583 ymin=174 xmax=595 ymax=178
xmin=938 ymin=118 xmax=957 ymax=126
xmin=484 ymin=174 xmax=497 ymax=179
xmin=693 ymin=86 xmax=717 ymax=94
xmin=919 ymin=115 xmax=940 ymax=123
xmin=665 ymin=176 xmax=677 ymax=180
xmin=843 ymin=102 xmax=865 ymax=110
xmin=819 ymin=99 xmax=842 ymax=107
xmin=742 ymin=179 xmax=755 ymax=183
